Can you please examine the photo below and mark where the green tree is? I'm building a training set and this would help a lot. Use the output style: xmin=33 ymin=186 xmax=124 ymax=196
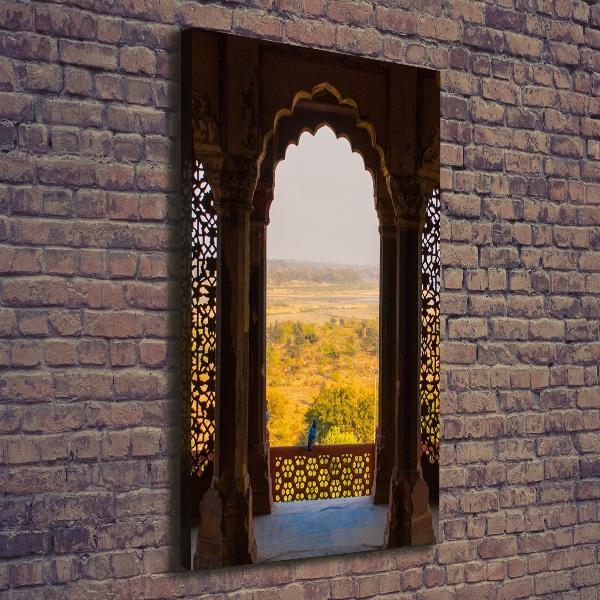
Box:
xmin=322 ymin=426 xmax=359 ymax=445
xmin=304 ymin=383 xmax=375 ymax=445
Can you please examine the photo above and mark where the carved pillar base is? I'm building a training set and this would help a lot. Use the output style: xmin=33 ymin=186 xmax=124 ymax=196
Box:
xmin=194 ymin=475 xmax=257 ymax=570
xmin=384 ymin=466 xmax=435 ymax=548
xmin=248 ymin=443 xmax=272 ymax=516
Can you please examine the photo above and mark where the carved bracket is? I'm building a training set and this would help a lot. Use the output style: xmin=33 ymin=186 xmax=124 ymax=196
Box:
xmin=391 ymin=175 xmax=440 ymax=229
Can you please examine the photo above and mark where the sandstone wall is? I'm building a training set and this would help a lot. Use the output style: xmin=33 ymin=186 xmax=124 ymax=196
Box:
xmin=0 ymin=0 xmax=599 ymax=597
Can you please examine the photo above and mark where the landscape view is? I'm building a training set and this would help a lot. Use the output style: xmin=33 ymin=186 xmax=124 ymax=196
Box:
xmin=264 ymin=126 xmax=383 ymax=450
xmin=266 ymin=259 xmax=380 ymax=447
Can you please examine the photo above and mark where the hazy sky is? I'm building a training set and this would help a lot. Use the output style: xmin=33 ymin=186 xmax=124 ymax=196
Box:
xmin=268 ymin=126 xmax=379 ymax=266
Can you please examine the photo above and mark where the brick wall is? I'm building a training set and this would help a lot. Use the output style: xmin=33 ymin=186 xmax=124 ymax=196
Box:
xmin=1 ymin=0 xmax=599 ymax=597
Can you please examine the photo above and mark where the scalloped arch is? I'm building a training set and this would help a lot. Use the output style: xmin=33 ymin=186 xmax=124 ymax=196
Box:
xmin=258 ymin=83 xmax=390 ymax=192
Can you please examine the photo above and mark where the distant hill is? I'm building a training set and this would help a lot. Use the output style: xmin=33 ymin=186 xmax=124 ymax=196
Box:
xmin=267 ymin=259 xmax=379 ymax=285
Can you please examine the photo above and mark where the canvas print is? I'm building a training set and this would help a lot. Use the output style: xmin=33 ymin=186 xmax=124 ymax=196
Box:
xmin=180 ymin=29 xmax=440 ymax=570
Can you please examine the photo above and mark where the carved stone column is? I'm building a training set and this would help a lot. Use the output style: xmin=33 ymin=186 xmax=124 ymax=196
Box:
xmin=384 ymin=178 xmax=435 ymax=547
xmin=248 ymin=183 xmax=274 ymax=516
xmin=194 ymin=156 xmax=258 ymax=569
xmin=372 ymin=218 xmax=397 ymax=505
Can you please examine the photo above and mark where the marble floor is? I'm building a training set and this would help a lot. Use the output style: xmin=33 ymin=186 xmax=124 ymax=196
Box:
xmin=191 ymin=496 xmax=439 ymax=566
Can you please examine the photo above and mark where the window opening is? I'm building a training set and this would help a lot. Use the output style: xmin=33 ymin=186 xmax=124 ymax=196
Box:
xmin=265 ymin=126 xmax=380 ymax=502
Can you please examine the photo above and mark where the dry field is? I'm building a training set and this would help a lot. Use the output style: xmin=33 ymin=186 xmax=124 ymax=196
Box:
xmin=267 ymin=281 xmax=379 ymax=326
xmin=266 ymin=281 xmax=380 ymax=445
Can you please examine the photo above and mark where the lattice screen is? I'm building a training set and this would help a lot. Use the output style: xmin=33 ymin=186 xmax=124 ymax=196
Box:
xmin=269 ymin=445 xmax=374 ymax=502
xmin=182 ymin=161 xmax=217 ymax=475
xmin=420 ymin=189 xmax=440 ymax=463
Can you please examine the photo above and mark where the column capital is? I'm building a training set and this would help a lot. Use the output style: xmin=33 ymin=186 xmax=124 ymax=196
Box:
xmin=391 ymin=175 xmax=436 ymax=229
xmin=203 ymin=154 xmax=258 ymax=213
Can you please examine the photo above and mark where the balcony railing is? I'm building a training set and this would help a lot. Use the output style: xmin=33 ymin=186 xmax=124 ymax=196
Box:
xmin=269 ymin=444 xmax=375 ymax=502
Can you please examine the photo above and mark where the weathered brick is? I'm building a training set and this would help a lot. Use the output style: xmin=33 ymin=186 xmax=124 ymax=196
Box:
xmin=38 ymin=158 xmax=96 ymax=187
xmin=463 ymin=25 xmax=503 ymax=52
xmin=64 ymin=67 xmax=93 ymax=96
xmin=549 ymin=41 xmax=579 ymax=66
xmin=335 ymin=26 xmax=382 ymax=57
xmin=0 ymin=32 xmax=58 ymax=61
xmin=42 ymin=99 xmax=103 ymax=127
xmin=327 ymin=1 xmax=373 ymax=26
xmin=36 ymin=5 xmax=96 ymax=39
xmin=504 ymin=31 xmax=543 ymax=58
xmin=60 ymin=42 xmax=114 ymax=76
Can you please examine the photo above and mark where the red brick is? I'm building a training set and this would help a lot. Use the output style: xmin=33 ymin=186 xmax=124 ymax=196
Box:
xmin=327 ymin=1 xmax=372 ymax=26
xmin=0 ymin=32 xmax=58 ymax=61
xmin=463 ymin=25 xmax=503 ymax=52
xmin=485 ymin=6 xmax=523 ymax=31
xmin=3 ymin=277 xmax=66 ymax=306
xmin=534 ymin=571 xmax=571 ymax=595
xmin=113 ymin=370 xmax=168 ymax=400
xmin=51 ymin=127 xmax=81 ymax=155
xmin=82 ymin=130 xmax=112 ymax=158
xmin=375 ymin=7 xmax=418 ymax=34
xmin=418 ymin=19 xmax=457 ymax=45
xmin=139 ymin=196 xmax=168 ymax=222
xmin=0 ymin=92 xmax=34 ymax=121
xmin=0 ymin=370 xmax=51 ymax=400
xmin=131 ymin=427 xmax=161 ymax=457
xmin=124 ymin=77 xmax=152 ymax=105
xmin=10 ymin=339 xmax=43 ymax=367
xmin=84 ymin=311 xmax=143 ymax=338
xmin=437 ymin=540 xmax=477 ymax=564
xmin=45 ymin=340 xmax=77 ymax=366
xmin=42 ymin=99 xmax=103 ymax=127
xmin=139 ymin=340 xmax=167 ymax=367
xmin=95 ymin=73 xmax=124 ymax=101
xmin=1 ymin=1 xmax=33 ymax=30
xmin=78 ymin=339 xmax=108 ymax=365
xmin=548 ymin=41 xmax=579 ymax=66
xmin=15 ymin=61 xmax=60 ymax=93
xmin=111 ymin=551 xmax=141 ymax=578
xmin=35 ymin=5 xmax=96 ymax=39
xmin=97 ymin=16 xmax=122 ymax=43
xmin=60 ymin=40 xmax=117 ymax=69
xmin=139 ymin=254 xmax=168 ymax=279
xmin=497 ymin=577 xmax=534 ymax=600
xmin=285 ymin=20 xmax=335 ymax=48
xmin=53 ymin=371 xmax=113 ymax=401
xmin=504 ymin=31 xmax=543 ymax=58
xmin=336 ymin=26 xmax=382 ymax=57
xmin=108 ymin=251 xmax=137 ymax=278
xmin=97 ymin=163 xmax=135 ymax=191
xmin=0 ymin=122 xmax=14 ymax=150
xmin=64 ymin=67 xmax=93 ymax=96
xmin=0 ymin=153 xmax=34 ymax=183
xmin=0 ymin=531 xmax=52 ymax=559
xmin=119 ymin=46 xmax=156 ymax=76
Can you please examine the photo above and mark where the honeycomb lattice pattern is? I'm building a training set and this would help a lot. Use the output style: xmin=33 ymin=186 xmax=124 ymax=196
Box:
xmin=420 ymin=189 xmax=440 ymax=463
xmin=183 ymin=161 xmax=217 ymax=475
xmin=269 ymin=445 xmax=374 ymax=502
